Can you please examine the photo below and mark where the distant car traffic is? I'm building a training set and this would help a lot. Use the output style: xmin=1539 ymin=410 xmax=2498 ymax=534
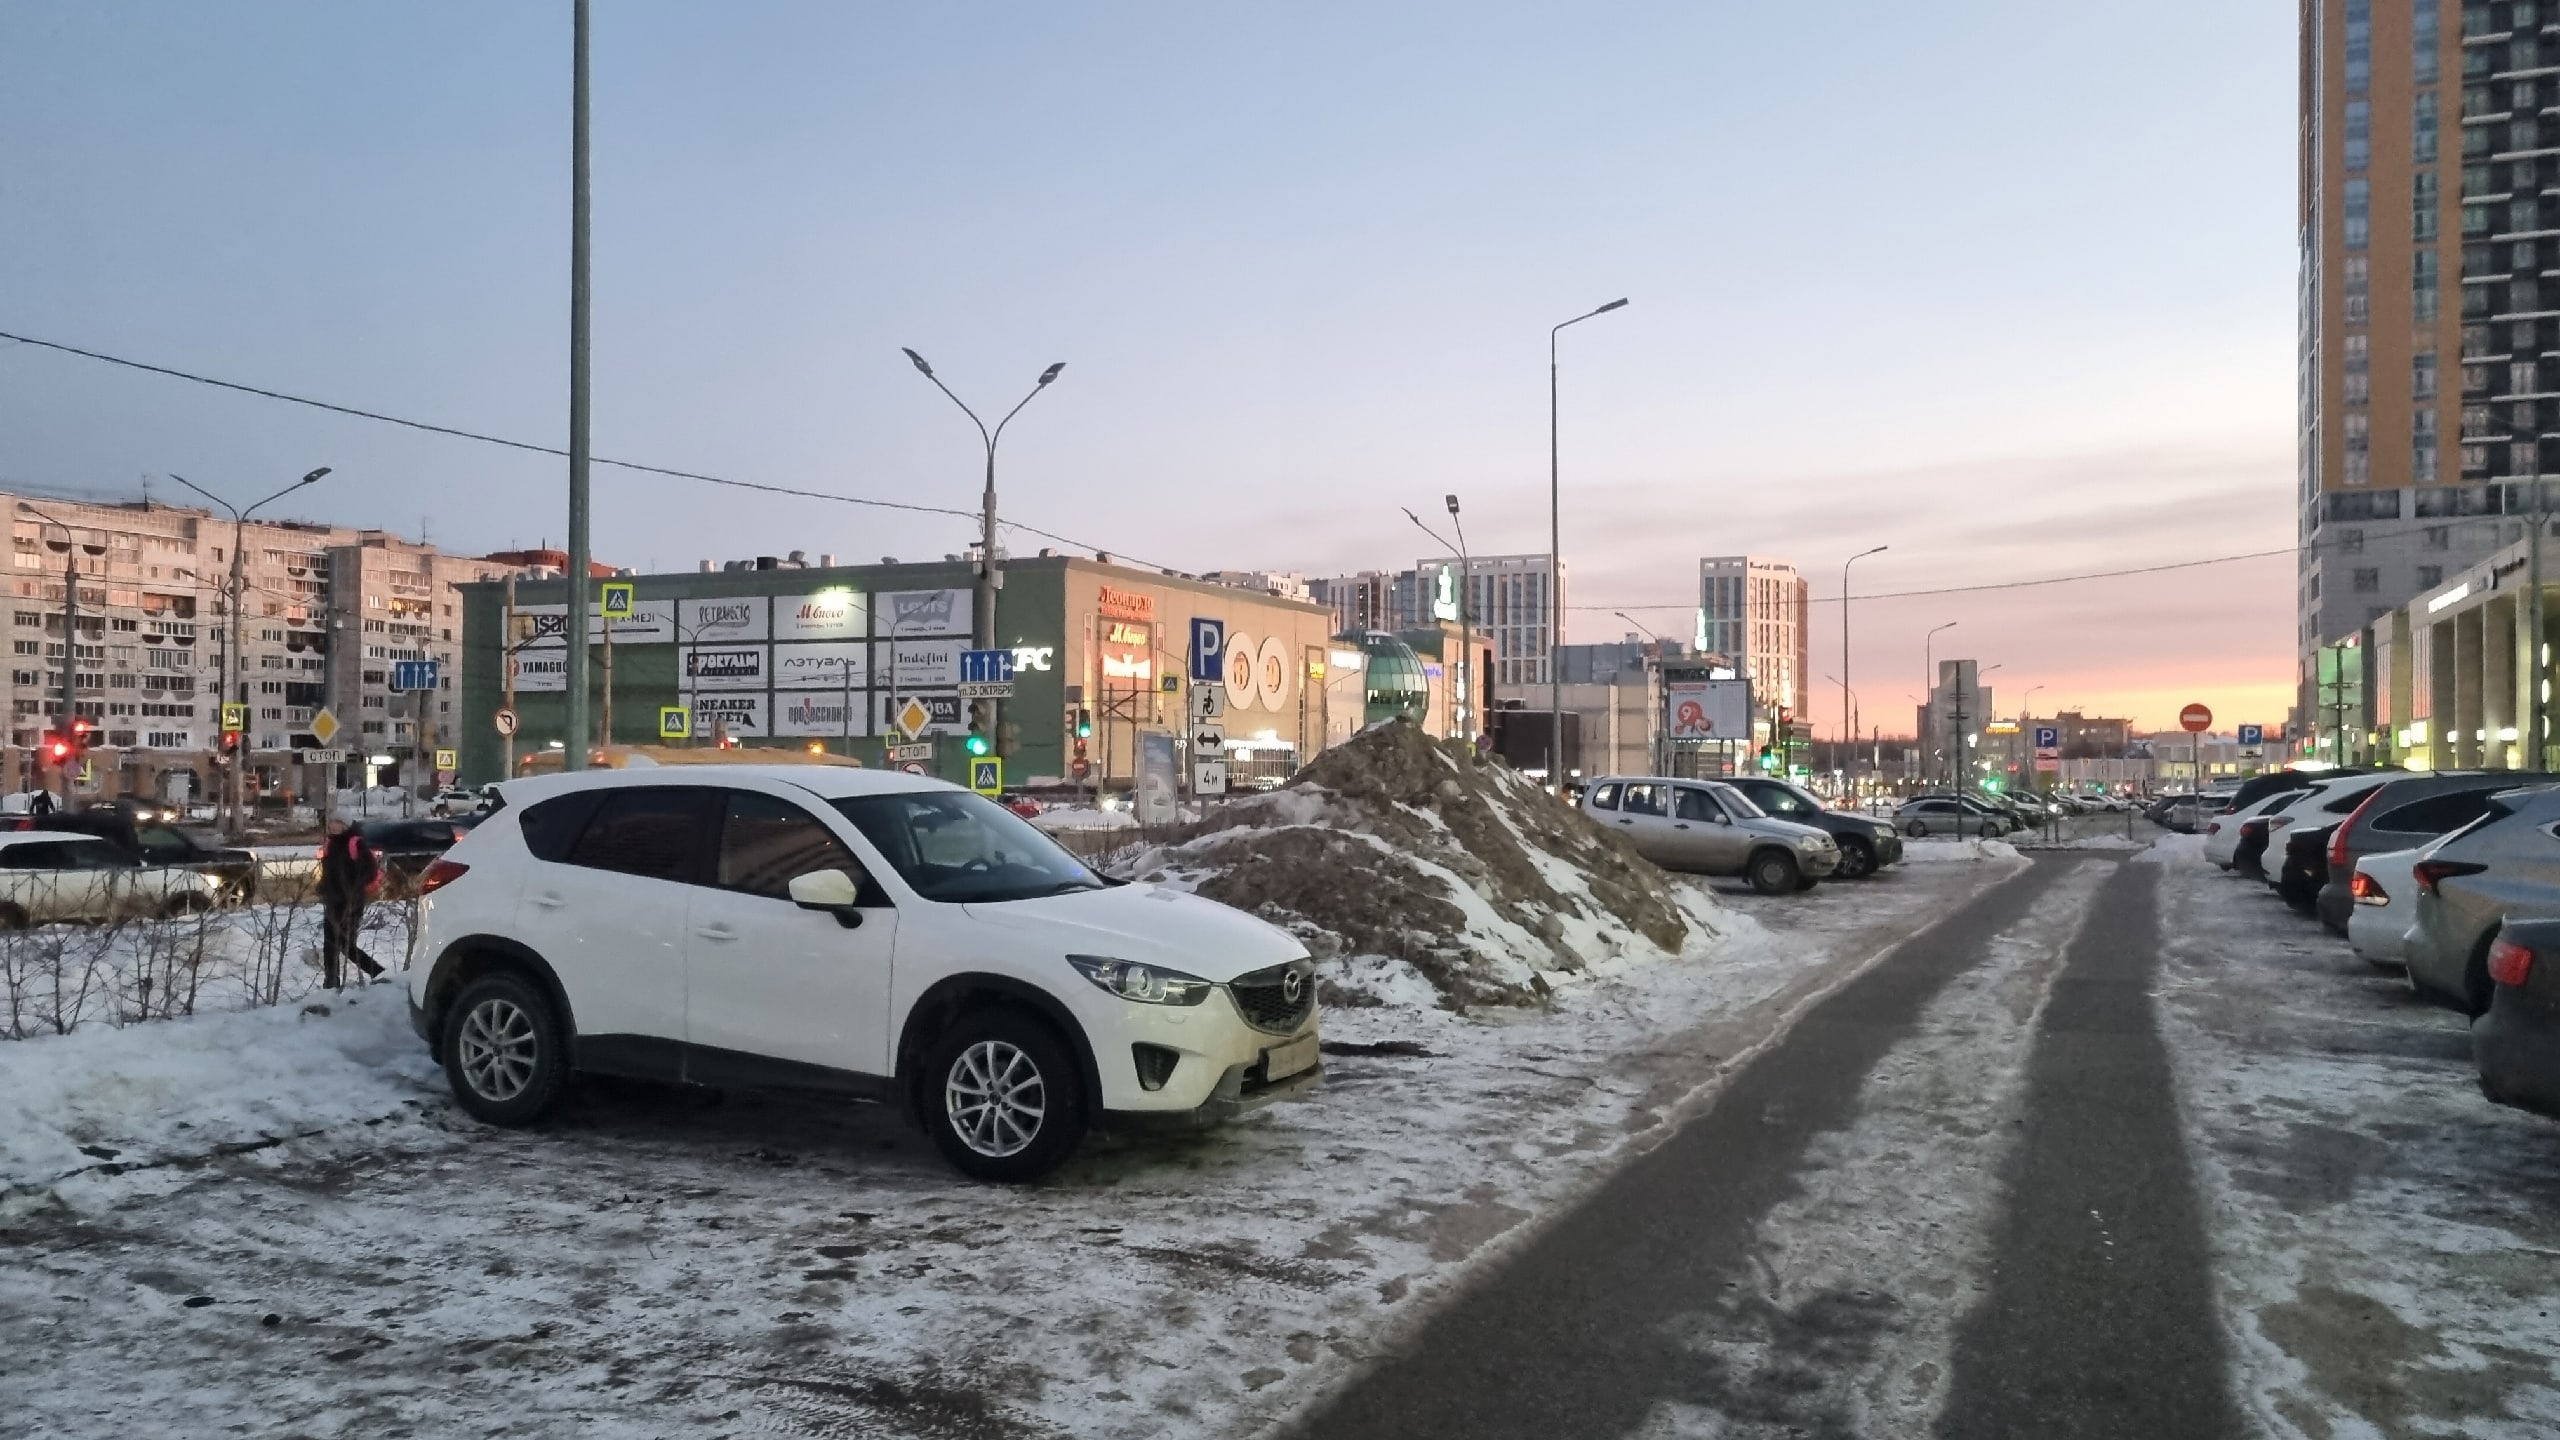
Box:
xmin=1582 ymin=777 xmax=1840 ymax=894
xmin=406 ymin=765 xmax=1321 ymax=1182
xmin=0 ymin=830 xmax=223 ymax=926
xmin=0 ymin=809 xmax=257 ymax=902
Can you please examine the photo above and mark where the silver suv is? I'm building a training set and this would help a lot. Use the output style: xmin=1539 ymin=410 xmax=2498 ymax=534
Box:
xmin=1582 ymin=776 xmax=1840 ymax=894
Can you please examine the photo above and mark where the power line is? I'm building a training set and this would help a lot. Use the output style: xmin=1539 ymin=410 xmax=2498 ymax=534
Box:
xmin=1573 ymin=544 xmax=2307 ymax=611
xmin=0 ymin=328 xmax=1169 ymax=570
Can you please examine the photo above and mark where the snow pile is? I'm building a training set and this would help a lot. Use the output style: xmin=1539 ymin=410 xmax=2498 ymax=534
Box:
xmin=1029 ymin=806 xmax=1138 ymax=833
xmin=0 ymin=985 xmax=437 ymax=1215
xmin=2130 ymin=831 xmax=2208 ymax=864
xmin=1901 ymin=837 xmax=2024 ymax=864
xmin=1112 ymin=721 xmax=1719 ymax=1008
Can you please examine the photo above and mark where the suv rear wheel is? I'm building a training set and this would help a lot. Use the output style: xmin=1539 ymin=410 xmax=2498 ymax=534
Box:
xmin=442 ymin=971 xmax=568 ymax=1126
xmin=924 ymin=1008 xmax=1086 ymax=1183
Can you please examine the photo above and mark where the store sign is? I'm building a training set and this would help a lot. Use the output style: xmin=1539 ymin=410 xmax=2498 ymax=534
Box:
xmin=1255 ymin=635 xmax=1290 ymax=711
xmin=1100 ymin=649 xmax=1153 ymax=682
xmin=1010 ymin=644 xmax=1055 ymax=672
xmin=770 ymin=641 xmax=869 ymax=689
xmin=512 ymin=651 xmax=568 ymax=693
xmin=886 ymin=638 xmax=964 ymax=688
xmin=691 ymin=692 xmax=768 ymax=737
xmin=514 ymin=601 xmax=675 ymax=645
xmin=1223 ymin=632 xmax=1258 ymax=711
xmin=681 ymin=596 xmax=769 ymax=643
xmin=778 ymin=588 xmax=867 ymax=641
xmin=773 ymin=693 xmax=868 ymax=737
xmin=683 ymin=645 xmax=768 ymax=690
xmin=876 ymin=691 xmax=964 ymax=736
xmin=1665 ymin=680 xmax=1750 ymax=739
xmin=1097 ymin=584 xmax=1156 ymax=622
xmin=881 ymin=588 xmax=971 ymax=637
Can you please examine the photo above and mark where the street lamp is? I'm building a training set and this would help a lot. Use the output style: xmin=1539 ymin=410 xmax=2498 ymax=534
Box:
xmin=1549 ymin=296 xmax=1628 ymax=790
xmin=901 ymin=350 xmax=1065 ymax=762
xmin=1841 ymin=545 xmax=1886 ymax=786
xmin=167 ymin=467 xmax=333 ymax=838
xmin=1403 ymin=500 xmax=1477 ymax=746
xmin=1925 ymin=621 xmax=1958 ymax=789
xmin=17 ymin=503 xmax=104 ymax=812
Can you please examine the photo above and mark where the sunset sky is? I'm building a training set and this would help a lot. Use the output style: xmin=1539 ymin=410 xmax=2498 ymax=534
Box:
xmin=0 ymin=2 xmax=2297 ymax=734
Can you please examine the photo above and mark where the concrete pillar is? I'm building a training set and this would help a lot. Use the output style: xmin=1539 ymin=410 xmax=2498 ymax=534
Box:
xmin=2428 ymin=618 xmax=2458 ymax=770
xmin=2489 ymin=594 xmax=2520 ymax=769
xmin=2454 ymin=610 xmax=2486 ymax=770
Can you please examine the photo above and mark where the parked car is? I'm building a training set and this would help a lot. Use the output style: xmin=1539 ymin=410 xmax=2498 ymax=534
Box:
xmin=357 ymin=818 xmax=473 ymax=895
xmin=0 ymin=830 xmax=224 ymax=926
xmin=1722 ymin=776 xmax=1903 ymax=879
xmin=2314 ymin=773 xmax=2560 ymax=936
xmin=2203 ymin=793 xmax=2291 ymax=869
xmin=1907 ymin=792 xmax=2023 ymax=833
xmin=2248 ymin=774 xmax=2400 ymax=890
xmin=406 ymin=766 xmax=1321 ymax=1182
xmin=429 ymin=787 xmax=484 ymax=817
xmin=1585 ymin=777 xmax=1840 ymax=893
xmin=999 ymin=793 xmax=1044 ymax=820
xmin=2347 ymin=847 xmax=2427 ymax=967
xmin=1894 ymin=797 xmax=2003 ymax=839
xmin=0 ymin=809 xmax=258 ymax=902
xmin=2405 ymin=786 xmax=2560 ymax=1014
xmin=2474 ymin=915 xmax=2560 ymax=1116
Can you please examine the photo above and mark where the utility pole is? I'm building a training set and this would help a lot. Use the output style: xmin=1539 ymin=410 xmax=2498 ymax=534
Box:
xmin=1841 ymin=545 xmax=1887 ymax=793
xmin=169 ymin=469 xmax=330 ymax=838
xmin=21 ymin=507 xmax=81 ymax=812
xmin=600 ymin=619 xmax=614 ymax=746
xmin=900 ymin=350 xmax=1065 ymax=766
xmin=1548 ymin=296 xmax=1628 ymax=792
xmin=564 ymin=0 xmax=594 ymax=772
xmin=501 ymin=571 xmax=518 ymax=777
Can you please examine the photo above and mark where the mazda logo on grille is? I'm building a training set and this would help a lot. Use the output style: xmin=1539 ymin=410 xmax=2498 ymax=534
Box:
xmin=1282 ymin=968 xmax=1304 ymax=1003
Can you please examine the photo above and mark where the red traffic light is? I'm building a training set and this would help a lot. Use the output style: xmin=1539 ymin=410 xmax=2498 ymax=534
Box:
xmin=42 ymin=737 xmax=70 ymax=765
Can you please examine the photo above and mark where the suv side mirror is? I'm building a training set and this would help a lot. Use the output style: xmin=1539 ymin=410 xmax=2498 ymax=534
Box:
xmin=788 ymin=868 xmax=866 ymax=928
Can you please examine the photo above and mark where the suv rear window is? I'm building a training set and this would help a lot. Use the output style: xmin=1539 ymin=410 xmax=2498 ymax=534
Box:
xmin=2372 ymin=790 xmax=2495 ymax=837
xmin=565 ymin=788 xmax=717 ymax=884
xmin=518 ymin=790 xmax=605 ymax=864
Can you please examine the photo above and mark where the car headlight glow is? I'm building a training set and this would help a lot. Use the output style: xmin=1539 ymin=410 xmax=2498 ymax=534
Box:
xmin=1067 ymin=955 xmax=1214 ymax=1006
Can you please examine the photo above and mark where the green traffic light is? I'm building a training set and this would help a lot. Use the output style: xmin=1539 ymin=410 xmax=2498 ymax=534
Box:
xmin=965 ymin=732 xmax=991 ymax=756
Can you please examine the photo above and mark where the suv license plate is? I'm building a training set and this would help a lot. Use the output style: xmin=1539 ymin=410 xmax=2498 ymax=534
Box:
xmin=1261 ymin=1034 xmax=1318 ymax=1082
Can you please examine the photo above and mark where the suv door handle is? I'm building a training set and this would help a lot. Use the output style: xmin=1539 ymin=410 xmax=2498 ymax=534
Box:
xmin=695 ymin=924 xmax=737 ymax=942
xmin=1617 ymin=818 xmax=1633 ymax=826
xmin=529 ymin=891 xmax=567 ymax=910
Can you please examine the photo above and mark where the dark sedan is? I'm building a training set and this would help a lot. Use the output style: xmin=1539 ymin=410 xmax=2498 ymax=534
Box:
xmin=1723 ymin=777 xmax=1902 ymax=879
xmin=2476 ymin=915 xmax=2560 ymax=1117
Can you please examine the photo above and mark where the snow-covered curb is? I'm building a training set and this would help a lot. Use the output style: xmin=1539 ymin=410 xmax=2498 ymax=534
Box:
xmin=1901 ymin=837 xmax=2024 ymax=863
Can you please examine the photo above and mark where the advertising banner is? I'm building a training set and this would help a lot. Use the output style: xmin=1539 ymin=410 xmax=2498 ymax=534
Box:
xmin=772 ymin=692 xmax=870 ymax=737
xmin=878 ymin=691 xmax=966 ymax=737
xmin=682 ymin=645 xmax=769 ymax=691
xmin=1137 ymin=730 xmax=1179 ymax=825
xmin=1666 ymin=679 xmax=1751 ymax=740
xmin=511 ymin=650 xmax=568 ymax=693
xmin=770 ymin=641 xmax=869 ymax=690
xmin=879 ymin=588 xmax=971 ymax=638
xmin=776 ymin=589 xmax=867 ymax=642
xmin=515 ymin=601 xmax=675 ymax=646
xmin=680 ymin=596 xmax=769 ymax=644
xmin=883 ymin=637 xmax=964 ymax=689
xmin=691 ymin=692 xmax=768 ymax=737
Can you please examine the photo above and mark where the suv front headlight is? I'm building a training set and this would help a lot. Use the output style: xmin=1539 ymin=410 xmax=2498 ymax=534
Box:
xmin=1067 ymin=955 xmax=1214 ymax=1006
xmin=1798 ymin=835 xmax=1827 ymax=851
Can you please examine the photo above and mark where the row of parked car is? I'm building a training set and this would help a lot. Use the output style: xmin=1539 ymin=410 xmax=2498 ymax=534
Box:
xmin=2203 ymin=767 xmax=2560 ymax=1115
xmin=1582 ymin=774 xmax=1905 ymax=893
xmin=0 ymin=805 xmax=478 ymax=926
xmin=1887 ymin=788 xmax=2131 ymax=837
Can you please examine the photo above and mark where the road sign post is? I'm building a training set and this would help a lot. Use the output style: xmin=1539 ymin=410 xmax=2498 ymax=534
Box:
xmin=2181 ymin=702 xmax=2213 ymax=792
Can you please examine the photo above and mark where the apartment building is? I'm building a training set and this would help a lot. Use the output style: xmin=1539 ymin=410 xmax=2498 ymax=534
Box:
xmin=1696 ymin=555 xmax=1809 ymax=721
xmin=2297 ymin=0 xmax=2560 ymax=746
xmin=4 ymin=488 xmax=539 ymax=800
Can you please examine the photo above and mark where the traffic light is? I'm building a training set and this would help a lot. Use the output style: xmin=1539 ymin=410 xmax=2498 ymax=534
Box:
xmin=964 ymin=725 xmax=992 ymax=757
xmin=997 ymin=721 xmax=1018 ymax=757
xmin=39 ymin=731 xmax=70 ymax=767
xmin=1074 ymin=707 xmax=1092 ymax=739
xmin=1756 ymin=745 xmax=1776 ymax=771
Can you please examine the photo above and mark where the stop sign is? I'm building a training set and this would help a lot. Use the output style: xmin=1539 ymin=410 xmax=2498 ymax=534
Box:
xmin=2180 ymin=702 xmax=2213 ymax=733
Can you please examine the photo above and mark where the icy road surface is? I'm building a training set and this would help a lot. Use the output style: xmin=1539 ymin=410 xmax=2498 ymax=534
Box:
xmin=0 ymin=862 xmax=2010 ymax=1439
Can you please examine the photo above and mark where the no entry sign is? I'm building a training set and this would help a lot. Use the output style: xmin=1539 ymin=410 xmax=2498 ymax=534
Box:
xmin=2180 ymin=703 xmax=2213 ymax=733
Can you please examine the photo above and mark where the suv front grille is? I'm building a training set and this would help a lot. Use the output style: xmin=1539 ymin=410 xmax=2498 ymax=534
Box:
xmin=1228 ymin=960 xmax=1316 ymax=1034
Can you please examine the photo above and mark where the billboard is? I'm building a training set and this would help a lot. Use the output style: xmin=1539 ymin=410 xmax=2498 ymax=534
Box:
xmin=514 ymin=601 xmax=675 ymax=646
xmin=682 ymin=645 xmax=768 ymax=691
xmin=883 ymin=637 xmax=964 ymax=689
xmin=772 ymin=692 xmax=870 ymax=737
xmin=680 ymin=596 xmax=769 ymax=644
xmin=770 ymin=641 xmax=869 ymax=690
xmin=510 ymin=650 xmax=568 ymax=693
xmin=1666 ymin=679 xmax=1750 ymax=740
xmin=878 ymin=691 xmax=966 ymax=737
xmin=776 ymin=588 xmax=867 ymax=642
xmin=879 ymin=588 xmax=971 ymax=638
xmin=691 ymin=692 xmax=768 ymax=737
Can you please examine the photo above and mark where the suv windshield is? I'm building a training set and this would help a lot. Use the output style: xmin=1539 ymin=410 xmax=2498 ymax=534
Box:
xmin=831 ymin=790 xmax=1103 ymax=904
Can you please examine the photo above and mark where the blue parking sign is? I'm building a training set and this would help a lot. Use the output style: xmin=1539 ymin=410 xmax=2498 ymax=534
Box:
xmin=2034 ymin=725 xmax=2059 ymax=750
xmin=1190 ymin=618 xmax=1225 ymax=682
xmin=2238 ymin=724 xmax=2265 ymax=747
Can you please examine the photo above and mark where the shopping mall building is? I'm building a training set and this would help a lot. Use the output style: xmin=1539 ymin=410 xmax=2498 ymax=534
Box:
xmin=457 ymin=555 xmax=1338 ymax=789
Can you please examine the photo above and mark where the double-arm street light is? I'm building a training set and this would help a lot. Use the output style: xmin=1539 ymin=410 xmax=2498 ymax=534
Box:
xmin=1403 ymin=498 xmax=1477 ymax=745
xmin=1548 ymin=297 xmax=1628 ymax=791
xmin=169 ymin=468 xmax=333 ymax=837
xmin=1840 ymin=545 xmax=1887 ymax=783
xmin=901 ymin=351 xmax=1065 ymax=756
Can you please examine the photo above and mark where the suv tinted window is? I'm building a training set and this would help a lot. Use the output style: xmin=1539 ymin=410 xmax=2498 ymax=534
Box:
xmin=2373 ymin=790 xmax=2495 ymax=836
xmin=718 ymin=791 xmax=860 ymax=899
xmin=1588 ymin=781 xmax=1622 ymax=811
xmin=518 ymin=790 xmax=606 ymax=864
xmin=565 ymin=787 xmax=715 ymax=884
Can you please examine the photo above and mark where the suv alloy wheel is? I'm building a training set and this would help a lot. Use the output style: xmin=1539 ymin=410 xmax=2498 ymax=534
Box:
xmin=924 ymin=1008 xmax=1087 ymax=1182
xmin=443 ymin=971 xmax=569 ymax=1126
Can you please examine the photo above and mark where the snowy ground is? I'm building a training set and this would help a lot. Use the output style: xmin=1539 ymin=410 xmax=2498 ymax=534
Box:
xmin=2154 ymin=841 xmax=2560 ymax=1437
xmin=0 ymin=863 xmax=2016 ymax=1440
xmin=0 ymin=901 xmax=412 ymax=1040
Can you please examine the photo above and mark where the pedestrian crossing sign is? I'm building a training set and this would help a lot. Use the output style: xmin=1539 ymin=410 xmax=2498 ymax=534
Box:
xmin=659 ymin=705 xmax=691 ymax=740
xmin=970 ymin=758 xmax=1003 ymax=796
xmin=600 ymin=582 xmax=634 ymax=620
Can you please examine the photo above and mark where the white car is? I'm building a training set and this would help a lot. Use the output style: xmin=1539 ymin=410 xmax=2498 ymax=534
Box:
xmin=404 ymin=765 xmax=1320 ymax=1182
xmin=2252 ymin=773 xmax=2400 ymax=883
xmin=2347 ymin=846 xmax=2427 ymax=966
xmin=0 ymin=830 xmax=223 ymax=926
xmin=428 ymin=787 xmax=482 ymax=817
xmin=2203 ymin=792 xmax=2292 ymax=869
